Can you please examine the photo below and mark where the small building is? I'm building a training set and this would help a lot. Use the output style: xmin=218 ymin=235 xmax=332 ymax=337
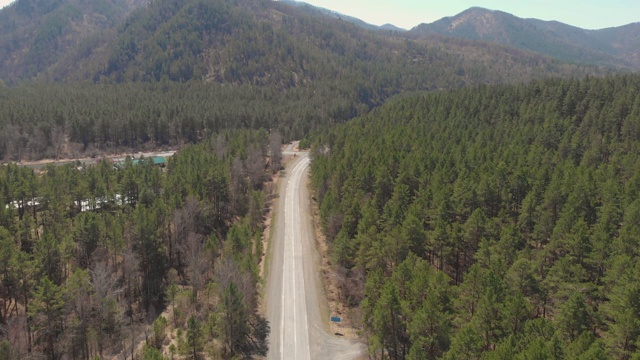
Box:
xmin=115 ymin=156 xmax=167 ymax=169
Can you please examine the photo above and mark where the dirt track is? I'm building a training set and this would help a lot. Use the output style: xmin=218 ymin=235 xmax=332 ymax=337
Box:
xmin=13 ymin=150 xmax=177 ymax=170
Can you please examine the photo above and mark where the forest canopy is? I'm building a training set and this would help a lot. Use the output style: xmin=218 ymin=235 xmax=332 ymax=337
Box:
xmin=310 ymin=74 xmax=640 ymax=359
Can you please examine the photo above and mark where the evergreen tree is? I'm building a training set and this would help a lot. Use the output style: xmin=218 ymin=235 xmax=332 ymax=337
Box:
xmin=29 ymin=277 xmax=64 ymax=360
xmin=186 ymin=315 xmax=202 ymax=360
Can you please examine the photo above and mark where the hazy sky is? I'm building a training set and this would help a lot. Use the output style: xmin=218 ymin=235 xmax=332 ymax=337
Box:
xmin=0 ymin=0 xmax=637 ymax=30
xmin=298 ymin=0 xmax=639 ymax=30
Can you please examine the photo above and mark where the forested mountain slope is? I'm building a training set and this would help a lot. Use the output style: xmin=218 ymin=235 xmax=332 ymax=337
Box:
xmin=310 ymin=74 xmax=640 ymax=359
xmin=0 ymin=0 xmax=599 ymax=85
xmin=0 ymin=0 xmax=147 ymax=81
xmin=411 ymin=7 xmax=640 ymax=70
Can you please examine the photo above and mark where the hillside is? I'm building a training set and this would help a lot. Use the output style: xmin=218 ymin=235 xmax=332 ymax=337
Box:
xmin=411 ymin=7 xmax=640 ymax=70
xmin=0 ymin=0 xmax=604 ymax=86
xmin=0 ymin=0 xmax=147 ymax=81
xmin=310 ymin=74 xmax=640 ymax=358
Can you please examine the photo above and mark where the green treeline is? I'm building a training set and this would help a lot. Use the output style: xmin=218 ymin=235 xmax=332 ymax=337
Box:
xmin=0 ymin=81 xmax=351 ymax=160
xmin=310 ymin=74 xmax=640 ymax=359
xmin=0 ymin=129 xmax=277 ymax=359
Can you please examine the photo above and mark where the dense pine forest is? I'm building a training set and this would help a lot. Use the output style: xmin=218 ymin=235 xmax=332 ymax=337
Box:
xmin=310 ymin=74 xmax=640 ymax=359
xmin=0 ymin=129 xmax=279 ymax=359
xmin=0 ymin=81 xmax=331 ymax=160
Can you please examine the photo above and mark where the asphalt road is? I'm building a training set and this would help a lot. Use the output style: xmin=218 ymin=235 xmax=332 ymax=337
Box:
xmin=266 ymin=151 xmax=363 ymax=360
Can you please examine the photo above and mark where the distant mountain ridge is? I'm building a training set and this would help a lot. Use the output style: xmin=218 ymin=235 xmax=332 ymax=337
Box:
xmin=0 ymin=0 xmax=601 ymax=87
xmin=380 ymin=23 xmax=405 ymax=32
xmin=411 ymin=7 xmax=640 ymax=70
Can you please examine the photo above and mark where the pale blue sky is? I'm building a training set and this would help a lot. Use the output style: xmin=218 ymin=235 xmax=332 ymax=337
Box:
xmin=297 ymin=0 xmax=640 ymax=30
xmin=0 ymin=0 xmax=637 ymax=30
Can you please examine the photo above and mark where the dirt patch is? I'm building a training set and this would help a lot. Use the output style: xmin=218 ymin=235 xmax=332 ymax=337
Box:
xmin=259 ymin=171 xmax=280 ymax=280
xmin=259 ymin=214 xmax=272 ymax=279
xmin=12 ymin=148 xmax=178 ymax=168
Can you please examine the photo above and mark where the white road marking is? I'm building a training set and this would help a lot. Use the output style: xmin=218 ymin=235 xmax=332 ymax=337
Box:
xmin=280 ymin=157 xmax=311 ymax=359
xmin=269 ymin=153 xmax=362 ymax=360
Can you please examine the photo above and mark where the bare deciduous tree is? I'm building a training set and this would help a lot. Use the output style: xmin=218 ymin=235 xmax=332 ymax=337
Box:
xmin=229 ymin=157 xmax=248 ymax=216
xmin=121 ymin=249 xmax=141 ymax=321
xmin=214 ymin=133 xmax=227 ymax=159
xmin=215 ymin=258 xmax=256 ymax=310
xmin=2 ymin=316 xmax=30 ymax=359
xmin=215 ymin=257 xmax=268 ymax=358
xmin=171 ymin=196 xmax=202 ymax=274
xmin=335 ymin=266 xmax=365 ymax=307
xmin=51 ymin=125 xmax=65 ymax=160
xmin=27 ymin=128 xmax=48 ymax=160
xmin=180 ymin=233 xmax=210 ymax=305
xmin=246 ymin=147 xmax=265 ymax=190
xmin=64 ymin=270 xmax=93 ymax=360
xmin=3 ymin=125 xmax=23 ymax=162
xmin=91 ymin=261 xmax=124 ymax=357
xmin=269 ymin=131 xmax=282 ymax=173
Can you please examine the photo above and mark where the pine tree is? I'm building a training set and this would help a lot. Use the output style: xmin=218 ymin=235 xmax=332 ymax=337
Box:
xmin=219 ymin=282 xmax=250 ymax=357
xmin=186 ymin=316 xmax=202 ymax=360
xmin=371 ymin=282 xmax=406 ymax=360
xmin=29 ymin=277 xmax=64 ymax=360
xmin=558 ymin=293 xmax=591 ymax=342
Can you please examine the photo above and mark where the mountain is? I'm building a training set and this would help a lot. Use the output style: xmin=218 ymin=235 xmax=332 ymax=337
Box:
xmin=0 ymin=0 xmax=147 ymax=81
xmin=380 ymin=23 xmax=406 ymax=32
xmin=411 ymin=7 xmax=640 ymax=70
xmin=0 ymin=0 xmax=604 ymax=86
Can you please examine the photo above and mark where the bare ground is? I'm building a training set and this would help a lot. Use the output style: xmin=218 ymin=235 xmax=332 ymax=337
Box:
xmin=10 ymin=148 xmax=178 ymax=168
